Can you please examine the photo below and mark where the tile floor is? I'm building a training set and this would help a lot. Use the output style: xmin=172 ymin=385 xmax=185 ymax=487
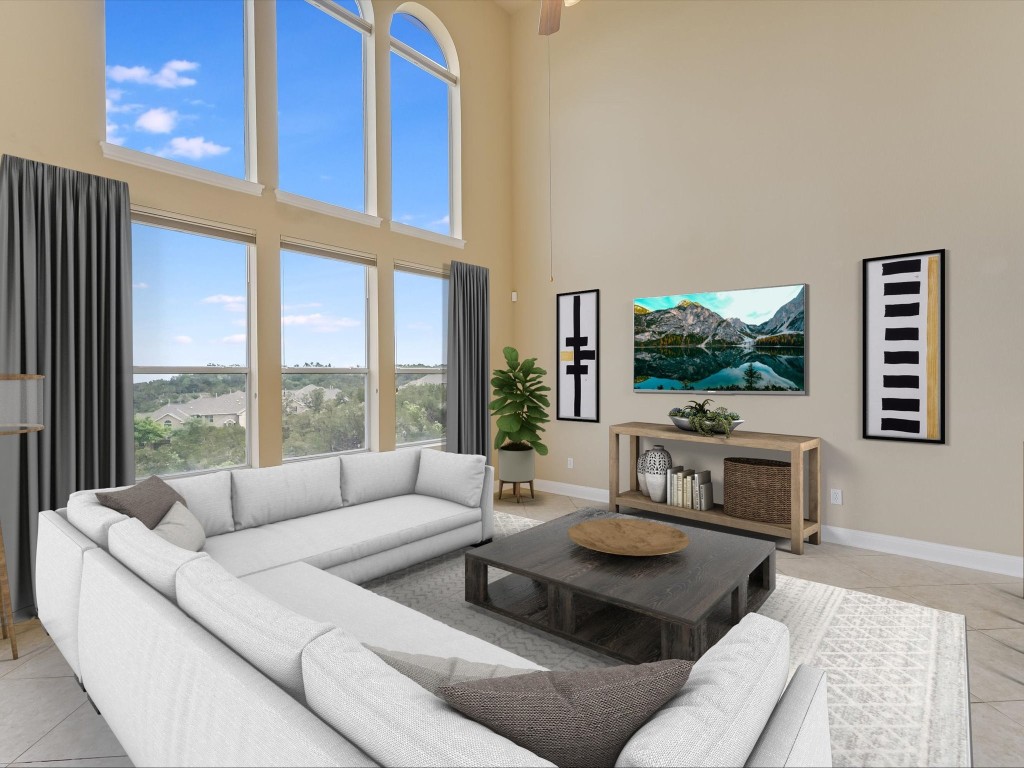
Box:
xmin=1 ymin=490 xmax=1021 ymax=767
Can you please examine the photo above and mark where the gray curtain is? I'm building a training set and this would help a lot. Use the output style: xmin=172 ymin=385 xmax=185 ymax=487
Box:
xmin=0 ymin=155 xmax=134 ymax=614
xmin=445 ymin=261 xmax=490 ymax=457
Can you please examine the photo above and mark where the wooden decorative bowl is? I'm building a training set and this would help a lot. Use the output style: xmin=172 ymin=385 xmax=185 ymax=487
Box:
xmin=568 ymin=518 xmax=689 ymax=557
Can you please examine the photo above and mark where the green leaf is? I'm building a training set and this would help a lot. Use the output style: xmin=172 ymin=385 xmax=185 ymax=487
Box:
xmin=520 ymin=359 xmax=535 ymax=374
xmin=497 ymin=414 xmax=523 ymax=433
xmin=488 ymin=397 xmax=508 ymax=411
xmin=493 ymin=430 xmax=508 ymax=451
xmin=503 ymin=347 xmax=519 ymax=367
xmin=532 ymin=442 xmax=549 ymax=456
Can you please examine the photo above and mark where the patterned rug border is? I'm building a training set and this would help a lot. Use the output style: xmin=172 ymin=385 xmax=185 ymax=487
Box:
xmin=364 ymin=510 xmax=969 ymax=767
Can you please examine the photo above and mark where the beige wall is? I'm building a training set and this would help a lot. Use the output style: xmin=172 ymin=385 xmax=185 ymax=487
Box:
xmin=510 ymin=0 xmax=1024 ymax=556
xmin=0 ymin=0 xmax=513 ymax=463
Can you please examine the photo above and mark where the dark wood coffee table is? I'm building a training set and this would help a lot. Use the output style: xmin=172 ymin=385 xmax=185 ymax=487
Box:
xmin=465 ymin=509 xmax=775 ymax=663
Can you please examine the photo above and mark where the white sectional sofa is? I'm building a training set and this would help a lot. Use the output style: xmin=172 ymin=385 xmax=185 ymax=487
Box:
xmin=36 ymin=448 xmax=832 ymax=768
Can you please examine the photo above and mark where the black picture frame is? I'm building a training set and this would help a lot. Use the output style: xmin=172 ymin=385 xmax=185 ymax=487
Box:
xmin=556 ymin=289 xmax=600 ymax=423
xmin=862 ymin=249 xmax=945 ymax=443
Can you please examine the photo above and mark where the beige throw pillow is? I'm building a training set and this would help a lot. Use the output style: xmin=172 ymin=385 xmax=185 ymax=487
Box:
xmin=153 ymin=501 xmax=206 ymax=552
xmin=439 ymin=659 xmax=693 ymax=768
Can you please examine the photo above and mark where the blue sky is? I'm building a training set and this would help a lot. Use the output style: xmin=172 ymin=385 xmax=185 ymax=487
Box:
xmin=112 ymin=1 xmax=449 ymax=369
xmin=635 ymin=284 xmax=803 ymax=324
xmin=105 ymin=0 xmax=450 ymax=232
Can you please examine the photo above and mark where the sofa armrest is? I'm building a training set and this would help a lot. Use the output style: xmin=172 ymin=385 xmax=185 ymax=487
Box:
xmin=745 ymin=665 xmax=832 ymax=768
xmin=35 ymin=509 xmax=98 ymax=679
xmin=480 ymin=465 xmax=495 ymax=541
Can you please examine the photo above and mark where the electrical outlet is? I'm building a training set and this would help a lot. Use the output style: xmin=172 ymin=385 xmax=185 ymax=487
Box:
xmin=830 ymin=489 xmax=843 ymax=505
xmin=567 ymin=457 xmax=574 ymax=469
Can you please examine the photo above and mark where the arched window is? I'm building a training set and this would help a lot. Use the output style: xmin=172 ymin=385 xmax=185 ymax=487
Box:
xmin=277 ymin=0 xmax=375 ymax=215
xmin=390 ymin=5 xmax=460 ymax=239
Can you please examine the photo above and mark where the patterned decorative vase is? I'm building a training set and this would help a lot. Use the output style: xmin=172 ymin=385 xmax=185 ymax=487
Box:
xmin=637 ymin=453 xmax=650 ymax=496
xmin=643 ymin=445 xmax=673 ymax=504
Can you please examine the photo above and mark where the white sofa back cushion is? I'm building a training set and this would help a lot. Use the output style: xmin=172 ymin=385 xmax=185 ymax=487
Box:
xmin=340 ymin=450 xmax=421 ymax=507
xmin=106 ymin=518 xmax=208 ymax=600
xmin=165 ymin=471 xmax=234 ymax=537
xmin=615 ymin=613 xmax=790 ymax=768
xmin=231 ymin=457 xmax=342 ymax=530
xmin=66 ymin=487 xmax=131 ymax=548
xmin=415 ymin=451 xmax=486 ymax=508
xmin=302 ymin=628 xmax=554 ymax=767
xmin=177 ymin=556 xmax=333 ymax=702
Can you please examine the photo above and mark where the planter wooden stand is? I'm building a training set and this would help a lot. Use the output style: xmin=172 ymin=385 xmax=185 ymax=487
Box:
xmin=609 ymin=422 xmax=821 ymax=555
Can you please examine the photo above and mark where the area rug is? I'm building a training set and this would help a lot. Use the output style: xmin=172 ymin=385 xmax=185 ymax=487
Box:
xmin=364 ymin=511 xmax=970 ymax=767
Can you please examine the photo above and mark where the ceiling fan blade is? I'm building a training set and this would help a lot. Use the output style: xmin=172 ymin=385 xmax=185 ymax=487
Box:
xmin=539 ymin=0 xmax=561 ymax=36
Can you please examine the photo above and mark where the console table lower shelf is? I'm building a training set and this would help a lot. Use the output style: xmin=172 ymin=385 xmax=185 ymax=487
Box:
xmin=615 ymin=490 xmax=821 ymax=543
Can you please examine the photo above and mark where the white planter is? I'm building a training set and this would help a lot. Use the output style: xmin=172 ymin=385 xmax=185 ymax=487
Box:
xmin=498 ymin=447 xmax=535 ymax=482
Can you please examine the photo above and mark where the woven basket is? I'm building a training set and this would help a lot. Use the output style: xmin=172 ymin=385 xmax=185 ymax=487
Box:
xmin=723 ymin=457 xmax=791 ymax=525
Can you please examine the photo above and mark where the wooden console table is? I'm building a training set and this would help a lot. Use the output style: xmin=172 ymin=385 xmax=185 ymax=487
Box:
xmin=610 ymin=422 xmax=821 ymax=554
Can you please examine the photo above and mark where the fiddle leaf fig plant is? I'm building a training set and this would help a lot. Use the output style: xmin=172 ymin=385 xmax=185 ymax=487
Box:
xmin=490 ymin=346 xmax=551 ymax=455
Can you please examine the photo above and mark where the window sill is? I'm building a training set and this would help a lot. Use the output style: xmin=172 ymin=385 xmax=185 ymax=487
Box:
xmin=390 ymin=221 xmax=465 ymax=249
xmin=100 ymin=142 xmax=264 ymax=197
xmin=397 ymin=439 xmax=446 ymax=451
xmin=276 ymin=190 xmax=383 ymax=228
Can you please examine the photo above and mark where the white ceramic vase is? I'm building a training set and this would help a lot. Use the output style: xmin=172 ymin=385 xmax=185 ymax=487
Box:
xmin=642 ymin=444 xmax=672 ymax=504
xmin=637 ymin=454 xmax=650 ymax=496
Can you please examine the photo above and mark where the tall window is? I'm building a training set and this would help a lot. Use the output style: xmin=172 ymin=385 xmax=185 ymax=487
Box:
xmin=390 ymin=11 xmax=458 ymax=237
xmin=131 ymin=222 xmax=252 ymax=477
xmin=395 ymin=269 xmax=447 ymax=446
xmin=104 ymin=0 xmax=249 ymax=179
xmin=281 ymin=247 xmax=370 ymax=459
xmin=277 ymin=0 xmax=369 ymax=212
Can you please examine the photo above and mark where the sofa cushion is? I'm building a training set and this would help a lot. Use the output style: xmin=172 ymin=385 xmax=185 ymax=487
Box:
xmin=165 ymin=470 xmax=234 ymax=536
xmin=106 ymin=518 xmax=208 ymax=600
xmin=176 ymin=557 xmax=333 ymax=702
xmin=153 ymin=502 xmax=206 ymax=552
xmin=340 ymin=450 xmax=420 ymax=506
xmin=615 ymin=613 xmax=791 ymax=768
xmin=415 ymin=451 xmax=486 ymax=507
xmin=244 ymin=562 xmax=543 ymax=670
xmin=231 ymin=457 xmax=342 ymax=530
xmin=366 ymin=647 xmax=531 ymax=695
xmin=67 ymin=487 xmax=131 ymax=547
xmin=204 ymin=495 xmax=480 ymax=577
xmin=441 ymin=660 xmax=693 ymax=768
xmin=302 ymin=629 xmax=553 ymax=767
xmin=96 ymin=476 xmax=186 ymax=530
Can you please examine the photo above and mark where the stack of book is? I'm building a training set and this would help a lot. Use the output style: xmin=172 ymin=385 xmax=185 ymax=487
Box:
xmin=665 ymin=467 xmax=714 ymax=511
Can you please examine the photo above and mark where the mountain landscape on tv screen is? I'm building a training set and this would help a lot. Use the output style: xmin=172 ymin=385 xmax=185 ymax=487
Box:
xmin=633 ymin=286 xmax=805 ymax=392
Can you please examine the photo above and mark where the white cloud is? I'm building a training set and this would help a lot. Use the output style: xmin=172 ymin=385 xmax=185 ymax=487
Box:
xmin=105 ymin=90 xmax=143 ymax=115
xmin=281 ymin=313 xmax=360 ymax=333
xmin=202 ymin=294 xmax=247 ymax=313
xmin=133 ymin=282 xmax=149 ymax=289
xmin=106 ymin=123 xmax=125 ymax=146
xmin=173 ymin=335 xmax=193 ymax=344
xmin=429 ymin=214 xmax=451 ymax=228
xmin=107 ymin=60 xmax=199 ymax=89
xmin=135 ymin=107 xmax=179 ymax=134
xmin=221 ymin=334 xmax=247 ymax=344
xmin=282 ymin=302 xmax=323 ymax=311
xmin=162 ymin=136 xmax=230 ymax=160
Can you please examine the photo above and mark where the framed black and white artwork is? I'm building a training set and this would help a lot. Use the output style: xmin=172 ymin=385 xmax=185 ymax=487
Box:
xmin=863 ymin=250 xmax=945 ymax=443
xmin=556 ymin=289 xmax=599 ymax=422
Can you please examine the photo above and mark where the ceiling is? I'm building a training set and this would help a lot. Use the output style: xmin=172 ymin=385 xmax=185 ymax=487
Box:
xmin=494 ymin=0 xmax=534 ymax=15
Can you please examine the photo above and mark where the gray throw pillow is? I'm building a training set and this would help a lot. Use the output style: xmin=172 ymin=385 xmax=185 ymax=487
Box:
xmin=153 ymin=501 xmax=206 ymax=552
xmin=439 ymin=659 xmax=693 ymax=768
xmin=366 ymin=646 xmax=533 ymax=695
xmin=96 ymin=475 xmax=186 ymax=530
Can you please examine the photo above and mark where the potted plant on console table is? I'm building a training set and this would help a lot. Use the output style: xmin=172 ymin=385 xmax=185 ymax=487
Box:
xmin=490 ymin=346 xmax=550 ymax=502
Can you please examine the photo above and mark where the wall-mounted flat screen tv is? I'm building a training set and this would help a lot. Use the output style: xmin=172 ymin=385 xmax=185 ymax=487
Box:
xmin=634 ymin=284 xmax=806 ymax=394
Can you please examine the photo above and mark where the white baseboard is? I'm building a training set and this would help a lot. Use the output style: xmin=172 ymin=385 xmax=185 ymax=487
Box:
xmin=821 ymin=525 xmax=1023 ymax=579
xmin=534 ymin=479 xmax=1023 ymax=578
xmin=533 ymin=479 xmax=609 ymax=504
